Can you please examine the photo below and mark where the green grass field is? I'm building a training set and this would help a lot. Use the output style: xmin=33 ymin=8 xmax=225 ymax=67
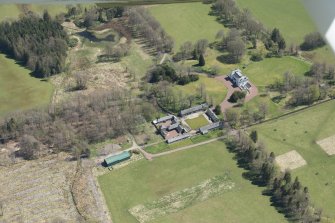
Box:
xmin=99 ymin=140 xmax=287 ymax=223
xmin=253 ymin=100 xmax=335 ymax=218
xmin=236 ymin=0 xmax=316 ymax=46
xmin=244 ymin=56 xmax=311 ymax=86
xmin=0 ymin=54 xmax=53 ymax=117
xmin=185 ymin=114 xmax=209 ymax=129
xmin=0 ymin=5 xmax=21 ymax=21
xmin=149 ymin=2 xmax=224 ymax=50
xmin=174 ymin=75 xmax=227 ymax=105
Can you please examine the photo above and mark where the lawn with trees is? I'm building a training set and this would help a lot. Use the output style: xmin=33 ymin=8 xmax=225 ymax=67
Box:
xmin=236 ymin=0 xmax=335 ymax=63
xmin=99 ymin=141 xmax=286 ymax=223
xmin=253 ymin=100 xmax=335 ymax=218
xmin=235 ymin=0 xmax=316 ymax=46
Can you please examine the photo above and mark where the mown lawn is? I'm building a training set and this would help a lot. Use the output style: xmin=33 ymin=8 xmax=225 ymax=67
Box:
xmin=0 ymin=4 xmax=21 ymax=21
xmin=149 ymin=2 xmax=224 ymax=50
xmin=0 ymin=54 xmax=53 ymax=117
xmin=236 ymin=0 xmax=316 ymax=46
xmin=174 ymin=75 xmax=227 ymax=106
xmin=98 ymin=140 xmax=287 ymax=223
xmin=253 ymin=100 xmax=335 ymax=218
xmin=185 ymin=114 xmax=209 ymax=129
xmin=243 ymin=56 xmax=311 ymax=86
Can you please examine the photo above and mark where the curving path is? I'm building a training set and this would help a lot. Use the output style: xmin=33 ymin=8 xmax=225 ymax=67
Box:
xmin=215 ymin=75 xmax=258 ymax=111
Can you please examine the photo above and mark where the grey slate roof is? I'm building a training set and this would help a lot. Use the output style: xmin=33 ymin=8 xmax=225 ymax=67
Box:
xmin=167 ymin=123 xmax=179 ymax=131
xmin=206 ymin=109 xmax=219 ymax=123
xmin=199 ymin=122 xmax=222 ymax=134
xmin=180 ymin=103 xmax=208 ymax=116
xmin=153 ymin=115 xmax=174 ymax=124
xmin=166 ymin=133 xmax=191 ymax=144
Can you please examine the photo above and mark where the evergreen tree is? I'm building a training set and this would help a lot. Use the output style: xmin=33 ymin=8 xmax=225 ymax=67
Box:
xmin=250 ymin=130 xmax=258 ymax=143
xmin=198 ymin=54 xmax=205 ymax=66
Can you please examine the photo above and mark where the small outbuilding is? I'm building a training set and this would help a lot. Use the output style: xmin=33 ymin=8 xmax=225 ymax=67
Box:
xmin=104 ymin=151 xmax=131 ymax=167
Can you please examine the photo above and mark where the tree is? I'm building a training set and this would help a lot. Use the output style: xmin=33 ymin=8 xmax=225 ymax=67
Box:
xmin=83 ymin=10 xmax=97 ymax=28
xmin=278 ymin=37 xmax=286 ymax=50
xmin=18 ymin=135 xmax=41 ymax=160
xmin=215 ymin=30 xmax=225 ymax=40
xmin=198 ymin=54 xmax=205 ymax=66
xmin=226 ymin=38 xmax=245 ymax=63
xmin=271 ymin=28 xmax=281 ymax=43
xmin=73 ymin=72 xmax=88 ymax=90
xmin=179 ymin=41 xmax=194 ymax=60
xmin=250 ymin=130 xmax=258 ymax=143
xmin=300 ymin=32 xmax=325 ymax=50
xmin=214 ymin=105 xmax=222 ymax=115
xmin=229 ymin=91 xmax=246 ymax=103
xmin=225 ymin=109 xmax=240 ymax=128
xmin=194 ymin=39 xmax=209 ymax=59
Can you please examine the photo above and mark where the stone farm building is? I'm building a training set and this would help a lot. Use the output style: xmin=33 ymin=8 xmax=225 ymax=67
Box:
xmin=152 ymin=115 xmax=189 ymax=144
xmin=229 ymin=69 xmax=251 ymax=91
xmin=180 ymin=103 xmax=208 ymax=117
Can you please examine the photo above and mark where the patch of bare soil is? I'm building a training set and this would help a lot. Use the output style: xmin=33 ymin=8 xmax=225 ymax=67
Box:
xmin=275 ymin=150 xmax=307 ymax=172
xmin=0 ymin=154 xmax=113 ymax=223
xmin=316 ymin=135 xmax=335 ymax=155
xmin=0 ymin=153 xmax=79 ymax=223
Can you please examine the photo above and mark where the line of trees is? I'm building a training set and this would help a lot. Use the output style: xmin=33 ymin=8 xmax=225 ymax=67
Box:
xmin=211 ymin=0 xmax=289 ymax=61
xmin=0 ymin=88 xmax=157 ymax=160
xmin=148 ymin=63 xmax=199 ymax=85
xmin=126 ymin=7 xmax=174 ymax=53
xmin=211 ymin=0 xmax=264 ymax=39
xmin=225 ymin=130 xmax=322 ymax=222
xmin=0 ymin=11 xmax=68 ymax=77
xmin=174 ymin=39 xmax=209 ymax=61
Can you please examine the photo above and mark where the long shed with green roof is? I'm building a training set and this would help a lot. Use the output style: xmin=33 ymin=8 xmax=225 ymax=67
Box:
xmin=104 ymin=151 xmax=131 ymax=167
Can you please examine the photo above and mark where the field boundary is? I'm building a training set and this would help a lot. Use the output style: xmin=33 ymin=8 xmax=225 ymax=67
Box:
xmin=246 ymin=98 xmax=334 ymax=128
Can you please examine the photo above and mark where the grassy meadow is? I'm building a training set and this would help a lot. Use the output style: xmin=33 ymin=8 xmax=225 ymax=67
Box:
xmin=253 ymin=100 xmax=335 ymax=218
xmin=244 ymin=56 xmax=311 ymax=86
xmin=99 ymin=140 xmax=287 ymax=223
xmin=174 ymin=75 xmax=228 ymax=106
xmin=0 ymin=54 xmax=53 ymax=116
xmin=149 ymin=2 xmax=224 ymax=50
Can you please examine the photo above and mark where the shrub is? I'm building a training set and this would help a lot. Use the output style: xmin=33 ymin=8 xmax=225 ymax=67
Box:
xmin=178 ymin=74 xmax=199 ymax=85
xmin=229 ymin=91 xmax=246 ymax=103
xmin=198 ymin=54 xmax=205 ymax=66
xmin=300 ymin=32 xmax=325 ymax=51
xmin=68 ymin=38 xmax=78 ymax=48
xmin=250 ymin=53 xmax=263 ymax=62
xmin=214 ymin=105 xmax=222 ymax=115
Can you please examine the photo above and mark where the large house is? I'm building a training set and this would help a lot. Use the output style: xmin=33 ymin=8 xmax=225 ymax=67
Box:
xmin=229 ymin=69 xmax=251 ymax=91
